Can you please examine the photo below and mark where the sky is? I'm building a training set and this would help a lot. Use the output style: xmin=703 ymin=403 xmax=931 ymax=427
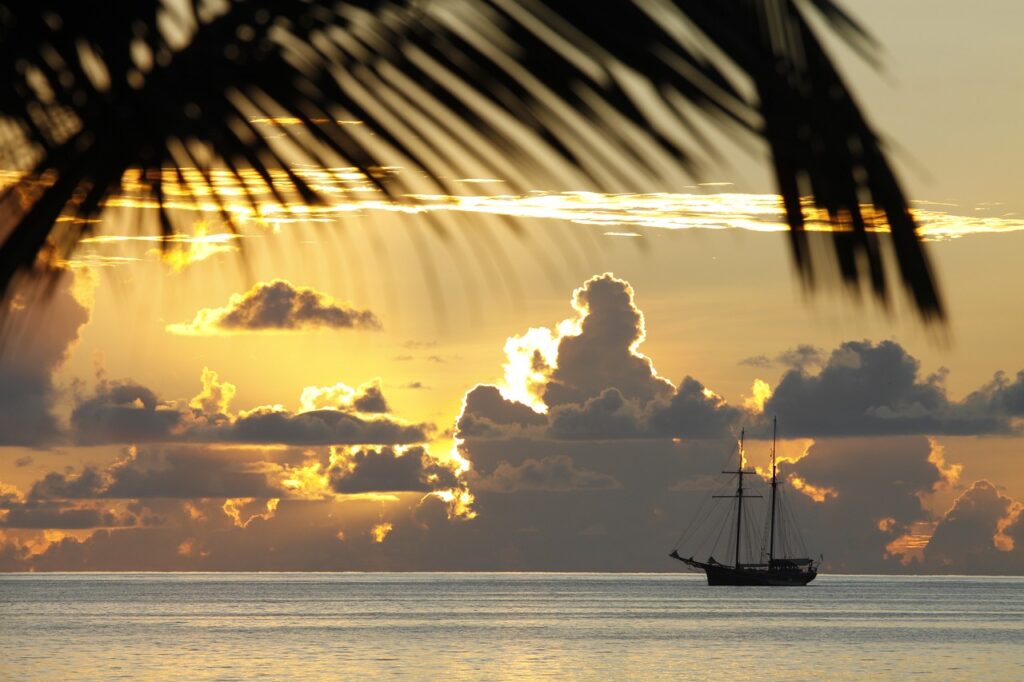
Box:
xmin=1 ymin=1 xmax=1023 ymax=573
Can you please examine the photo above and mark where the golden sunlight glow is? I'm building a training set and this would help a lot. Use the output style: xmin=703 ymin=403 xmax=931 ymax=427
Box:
xmin=995 ymin=501 xmax=1023 ymax=552
xmin=0 ymin=529 xmax=95 ymax=557
xmin=189 ymin=366 xmax=236 ymax=416
xmin=0 ymin=481 xmax=24 ymax=503
xmin=926 ymin=437 xmax=963 ymax=492
xmin=176 ymin=538 xmax=209 ymax=557
xmin=280 ymin=460 xmax=331 ymax=500
xmin=298 ymin=379 xmax=386 ymax=414
xmin=701 ymin=387 xmax=722 ymax=402
xmin=885 ymin=521 xmax=938 ymax=566
xmin=499 ymin=327 xmax=562 ymax=412
xmin=788 ymin=475 xmax=838 ymax=503
xmin=778 ymin=439 xmax=815 ymax=465
xmin=743 ymin=379 xmax=773 ymax=413
xmin=753 ymin=439 xmax=816 ymax=480
xmin=495 ymin=274 xmax=665 ymax=414
xmin=5 ymin=169 xmax=1024 ymax=255
xmin=79 ymin=221 xmax=241 ymax=271
xmin=447 ymin=438 xmax=472 ymax=475
xmin=69 ymin=265 xmax=99 ymax=309
xmin=371 ymin=522 xmax=393 ymax=543
xmin=249 ymin=117 xmax=363 ymax=126
xmin=299 ymin=382 xmax=357 ymax=413
xmin=183 ymin=502 xmax=206 ymax=521
xmin=222 ymin=497 xmax=280 ymax=528
xmin=429 ymin=488 xmax=478 ymax=520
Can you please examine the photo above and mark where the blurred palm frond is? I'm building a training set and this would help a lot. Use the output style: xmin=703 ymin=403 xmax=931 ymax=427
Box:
xmin=0 ymin=0 xmax=942 ymax=319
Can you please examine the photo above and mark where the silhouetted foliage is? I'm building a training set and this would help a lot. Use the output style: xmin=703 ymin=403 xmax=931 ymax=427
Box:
xmin=0 ymin=0 xmax=942 ymax=318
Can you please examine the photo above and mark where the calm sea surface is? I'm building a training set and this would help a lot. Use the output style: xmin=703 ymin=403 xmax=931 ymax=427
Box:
xmin=1 ymin=573 xmax=1022 ymax=680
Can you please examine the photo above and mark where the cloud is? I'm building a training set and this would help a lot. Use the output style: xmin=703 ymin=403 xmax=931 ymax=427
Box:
xmin=66 ymin=369 xmax=428 ymax=447
xmin=0 ymin=271 xmax=90 ymax=446
xmin=763 ymin=340 xmax=1019 ymax=437
xmin=645 ymin=377 xmax=745 ymax=439
xmin=28 ymin=446 xmax=282 ymax=500
xmin=299 ymin=379 xmax=390 ymax=414
xmin=919 ymin=481 xmax=1024 ymax=573
xmin=167 ymin=280 xmax=381 ymax=335
xmin=962 ymin=371 xmax=1024 ymax=418
xmin=473 ymin=455 xmax=620 ymax=492
xmin=739 ymin=346 xmax=823 ymax=370
xmin=458 ymin=274 xmax=742 ymax=442
xmin=456 ymin=385 xmax=547 ymax=438
xmin=189 ymin=366 xmax=236 ymax=416
xmin=547 ymin=388 xmax=647 ymax=439
xmin=540 ymin=274 xmax=674 ymax=409
xmin=222 ymin=498 xmax=279 ymax=529
xmin=193 ymin=406 xmax=428 ymax=446
xmin=778 ymin=436 xmax=947 ymax=571
xmin=71 ymin=166 xmax=1024 ymax=246
xmin=328 ymin=446 xmax=460 ymax=494
xmin=1 ymin=481 xmax=137 ymax=529
xmin=0 ymin=503 xmax=135 ymax=529
xmin=70 ymin=380 xmax=184 ymax=445
xmin=10 ymin=273 xmax=1024 ymax=574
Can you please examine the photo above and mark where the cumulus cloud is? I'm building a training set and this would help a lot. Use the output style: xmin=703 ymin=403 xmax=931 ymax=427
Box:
xmin=547 ymin=388 xmax=647 ymax=439
xmin=2 ymin=432 xmax=1012 ymax=573
xmin=71 ymin=380 xmax=183 ymax=445
xmin=299 ymin=379 xmax=390 ymax=414
xmin=645 ymin=377 xmax=745 ymax=439
xmin=919 ymin=481 xmax=1024 ymax=573
xmin=961 ymin=371 xmax=1024 ymax=418
xmin=456 ymin=384 xmax=547 ymax=438
xmin=192 ymin=406 xmax=428 ymax=446
xmin=328 ymin=446 xmax=460 ymax=494
xmin=1 ymin=481 xmax=137 ymax=529
xmin=779 ymin=436 xmax=947 ymax=571
xmin=167 ymin=280 xmax=381 ymax=335
xmin=539 ymin=274 xmax=674 ymax=409
xmin=0 ymin=271 xmax=90 ymax=446
xmin=458 ymin=274 xmax=743 ymax=442
xmin=762 ymin=340 xmax=1021 ymax=437
xmin=66 ymin=369 xmax=427 ymax=447
xmin=10 ymin=273 xmax=1024 ymax=575
xmin=189 ymin=367 xmax=236 ymax=416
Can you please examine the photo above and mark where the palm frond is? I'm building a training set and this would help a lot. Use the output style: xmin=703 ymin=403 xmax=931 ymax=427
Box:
xmin=0 ymin=0 xmax=942 ymax=319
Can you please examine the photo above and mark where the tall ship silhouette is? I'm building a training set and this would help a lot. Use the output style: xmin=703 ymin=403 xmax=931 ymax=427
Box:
xmin=670 ymin=419 xmax=819 ymax=586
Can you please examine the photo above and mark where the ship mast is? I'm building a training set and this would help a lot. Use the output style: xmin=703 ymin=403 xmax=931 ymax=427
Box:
xmin=714 ymin=428 xmax=759 ymax=568
xmin=735 ymin=430 xmax=745 ymax=566
xmin=769 ymin=417 xmax=778 ymax=566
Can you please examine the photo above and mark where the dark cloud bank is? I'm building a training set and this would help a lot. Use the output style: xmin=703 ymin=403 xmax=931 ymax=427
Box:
xmin=64 ymin=372 xmax=429 ymax=447
xmin=0 ymin=273 xmax=89 ymax=447
xmin=4 ymin=273 xmax=1024 ymax=573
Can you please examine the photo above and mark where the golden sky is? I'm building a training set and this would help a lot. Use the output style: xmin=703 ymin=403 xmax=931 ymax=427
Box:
xmin=1 ymin=0 xmax=1023 ymax=573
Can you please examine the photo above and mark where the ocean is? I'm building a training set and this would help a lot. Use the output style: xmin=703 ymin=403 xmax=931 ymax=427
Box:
xmin=1 ymin=573 xmax=1021 ymax=680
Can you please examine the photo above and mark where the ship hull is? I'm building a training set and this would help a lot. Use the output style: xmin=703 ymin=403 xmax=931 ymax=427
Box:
xmin=703 ymin=564 xmax=816 ymax=586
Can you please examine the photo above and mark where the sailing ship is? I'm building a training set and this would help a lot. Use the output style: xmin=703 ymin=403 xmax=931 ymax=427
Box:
xmin=670 ymin=419 xmax=819 ymax=586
